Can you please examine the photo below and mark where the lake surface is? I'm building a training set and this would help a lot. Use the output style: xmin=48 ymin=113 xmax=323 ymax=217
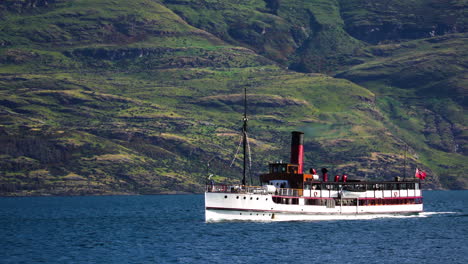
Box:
xmin=1 ymin=191 xmax=467 ymax=263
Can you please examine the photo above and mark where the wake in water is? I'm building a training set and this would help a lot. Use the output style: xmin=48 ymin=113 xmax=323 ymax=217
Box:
xmin=419 ymin=211 xmax=459 ymax=217
xmin=378 ymin=211 xmax=460 ymax=219
xmin=336 ymin=211 xmax=461 ymax=221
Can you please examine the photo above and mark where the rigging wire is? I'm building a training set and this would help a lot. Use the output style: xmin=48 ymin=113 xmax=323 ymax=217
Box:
xmin=246 ymin=132 xmax=252 ymax=169
xmin=229 ymin=131 xmax=254 ymax=184
xmin=229 ymin=134 xmax=243 ymax=167
xmin=229 ymin=132 xmax=252 ymax=170
xmin=246 ymin=132 xmax=253 ymax=185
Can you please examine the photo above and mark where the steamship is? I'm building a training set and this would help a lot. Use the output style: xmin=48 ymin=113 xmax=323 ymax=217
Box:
xmin=204 ymin=91 xmax=423 ymax=222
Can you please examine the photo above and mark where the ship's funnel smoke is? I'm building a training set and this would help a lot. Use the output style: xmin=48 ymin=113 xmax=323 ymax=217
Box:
xmin=290 ymin=131 xmax=304 ymax=174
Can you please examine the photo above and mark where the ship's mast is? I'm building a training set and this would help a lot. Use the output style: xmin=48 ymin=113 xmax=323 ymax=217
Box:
xmin=242 ymin=87 xmax=248 ymax=186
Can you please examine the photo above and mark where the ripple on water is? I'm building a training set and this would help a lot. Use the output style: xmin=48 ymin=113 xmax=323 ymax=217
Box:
xmin=0 ymin=191 xmax=467 ymax=264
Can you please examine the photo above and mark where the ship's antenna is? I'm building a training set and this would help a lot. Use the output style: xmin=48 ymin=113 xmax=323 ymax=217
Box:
xmin=242 ymin=87 xmax=248 ymax=186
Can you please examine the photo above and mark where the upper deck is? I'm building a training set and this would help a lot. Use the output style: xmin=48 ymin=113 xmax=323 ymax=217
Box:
xmin=304 ymin=180 xmax=421 ymax=191
xmin=206 ymin=179 xmax=421 ymax=196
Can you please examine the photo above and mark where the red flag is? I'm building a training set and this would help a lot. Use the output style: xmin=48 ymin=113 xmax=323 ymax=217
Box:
xmin=415 ymin=168 xmax=427 ymax=180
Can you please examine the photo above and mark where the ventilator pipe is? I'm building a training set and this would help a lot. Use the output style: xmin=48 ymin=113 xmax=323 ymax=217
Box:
xmin=321 ymin=168 xmax=328 ymax=182
xmin=342 ymin=174 xmax=348 ymax=182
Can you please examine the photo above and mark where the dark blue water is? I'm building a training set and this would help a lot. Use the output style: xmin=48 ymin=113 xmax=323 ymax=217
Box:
xmin=1 ymin=191 xmax=467 ymax=264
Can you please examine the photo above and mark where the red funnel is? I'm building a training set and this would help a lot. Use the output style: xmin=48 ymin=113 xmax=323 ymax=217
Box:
xmin=290 ymin=131 xmax=304 ymax=174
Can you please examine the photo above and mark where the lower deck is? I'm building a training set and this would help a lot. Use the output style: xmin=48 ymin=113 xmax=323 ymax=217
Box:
xmin=206 ymin=208 xmax=421 ymax=222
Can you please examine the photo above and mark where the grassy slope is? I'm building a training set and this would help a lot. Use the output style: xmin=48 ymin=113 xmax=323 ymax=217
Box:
xmin=0 ymin=0 xmax=466 ymax=195
xmin=162 ymin=0 xmax=364 ymax=72
xmin=335 ymin=34 xmax=468 ymax=188
xmin=0 ymin=0 xmax=232 ymax=195
xmin=163 ymin=0 xmax=468 ymax=188
xmin=334 ymin=0 xmax=467 ymax=188
xmin=338 ymin=0 xmax=467 ymax=43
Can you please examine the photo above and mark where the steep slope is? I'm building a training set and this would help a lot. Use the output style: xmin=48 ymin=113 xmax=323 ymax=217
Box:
xmin=162 ymin=0 xmax=467 ymax=73
xmin=336 ymin=33 xmax=468 ymax=188
xmin=162 ymin=0 xmax=363 ymax=72
xmin=161 ymin=0 xmax=467 ymax=188
xmin=0 ymin=0 xmax=466 ymax=196
xmin=339 ymin=0 xmax=467 ymax=44
xmin=334 ymin=0 xmax=467 ymax=189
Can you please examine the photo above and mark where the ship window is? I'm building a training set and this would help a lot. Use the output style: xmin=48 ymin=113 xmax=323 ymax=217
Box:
xmin=236 ymin=196 xmax=239 ymax=199
xmin=250 ymin=197 xmax=253 ymax=200
xmin=243 ymin=197 xmax=246 ymax=199
xmin=256 ymin=197 xmax=259 ymax=200
xmin=306 ymin=199 xmax=319 ymax=206
xmin=224 ymin=195 xmax=227 ymax=199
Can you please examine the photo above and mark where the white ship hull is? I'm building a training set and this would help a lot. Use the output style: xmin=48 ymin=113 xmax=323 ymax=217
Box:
xmin=205 ymin=191 xmax=423 ymax=222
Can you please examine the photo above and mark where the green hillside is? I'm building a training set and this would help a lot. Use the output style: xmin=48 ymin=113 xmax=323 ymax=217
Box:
xmin=0 ymin=0 xmax=466 ymax=195
xmin=335 ymin=33 xmax=468 ymax=189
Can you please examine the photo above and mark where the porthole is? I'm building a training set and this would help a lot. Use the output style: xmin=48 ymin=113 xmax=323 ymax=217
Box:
xmin=236 ymin=196 xmax=239 ymax=199
xmin=224 ymin=195 xmax=228 ymax=199
xmin=266 ymin=198 xmax=268 ymax=201
xmin=256 ymin=198 xmax=259 ymax=200
xmin=243 ymin=197 xmax=246 ymax=200
xmin=240 ymin=213 xmax=242 ymax=215
xmin=250 ymin=197 xmax=253 ymax=200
